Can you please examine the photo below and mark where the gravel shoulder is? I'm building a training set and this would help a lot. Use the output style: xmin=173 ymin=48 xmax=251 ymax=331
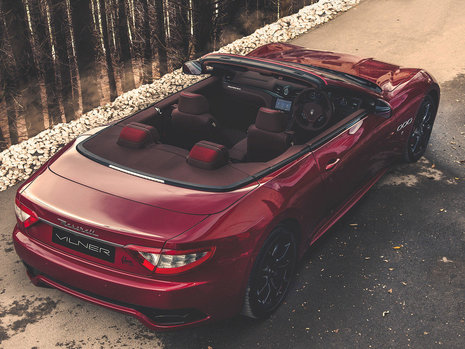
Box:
xmin=1 ymin=0 xmax=465 ymax=348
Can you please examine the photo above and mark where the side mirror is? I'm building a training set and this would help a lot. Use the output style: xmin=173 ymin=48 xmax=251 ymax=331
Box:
xmin=182 ymin=60 xmax=203 ymax=75
xmin=373 ymin=99 xmax=392 ymax=118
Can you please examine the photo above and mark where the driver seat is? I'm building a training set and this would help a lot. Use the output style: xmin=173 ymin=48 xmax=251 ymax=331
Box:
xmin=247 ymin=107 xmax=293 ymax=162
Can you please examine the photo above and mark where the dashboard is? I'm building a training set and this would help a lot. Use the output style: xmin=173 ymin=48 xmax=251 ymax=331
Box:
xmin=222 ymin=70 xmax=368 ymax=120
xmin=272 ymin=83 xmax=364 ymax=118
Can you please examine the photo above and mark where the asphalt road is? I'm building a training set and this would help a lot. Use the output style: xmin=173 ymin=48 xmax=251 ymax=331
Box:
xmin=1 ymin=0 xmax=464 ymax=347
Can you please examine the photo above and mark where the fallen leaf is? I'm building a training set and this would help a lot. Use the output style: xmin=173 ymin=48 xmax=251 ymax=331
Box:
xmin=431 ymin=164 xmax=436 ymax=168
xmin=388 ymin=288 xmax=393 ymax=294
xmin=424 ymin=332 xmax=429 ymax=335
xmin=441 ymin=257 xmax=453 ymax=263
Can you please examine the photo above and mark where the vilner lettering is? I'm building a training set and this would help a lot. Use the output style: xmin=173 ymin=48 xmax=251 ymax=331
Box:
xmin=55 ymin=233 xmax=111 ymax=256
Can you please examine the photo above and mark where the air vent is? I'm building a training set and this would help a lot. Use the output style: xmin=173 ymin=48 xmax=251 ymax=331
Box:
xmin=274 ymin=85 xmax=283 ymax=94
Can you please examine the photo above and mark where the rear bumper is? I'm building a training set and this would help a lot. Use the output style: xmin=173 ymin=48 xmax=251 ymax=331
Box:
xmin=13 ymin=226 xmax=245 ymax=330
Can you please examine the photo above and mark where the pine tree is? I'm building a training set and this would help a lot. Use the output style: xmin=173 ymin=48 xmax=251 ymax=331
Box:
xmin=2 ymin=0 xmax=45 ymax=138
xmin=70 ymin=0 xmax=101 ymax=113
xmin=99 ymin=0 xmax=117 ymax=100
xmin=117 ymin=0 xmax=135 ymax=92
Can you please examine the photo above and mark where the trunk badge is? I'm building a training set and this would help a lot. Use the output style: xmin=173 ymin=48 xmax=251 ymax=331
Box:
xmin=57 ymin=218 xmax=99 ymax=237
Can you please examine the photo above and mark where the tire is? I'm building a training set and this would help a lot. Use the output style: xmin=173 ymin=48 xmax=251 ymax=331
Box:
xmin=404 ymin=95 xmax=437 ymax=163
xmin=242 ymin=225 xmax=297 ymax=319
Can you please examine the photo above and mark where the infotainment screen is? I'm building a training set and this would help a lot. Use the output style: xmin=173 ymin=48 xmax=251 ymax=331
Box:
xmin=275 ymin=98 xmax=292 ymax=112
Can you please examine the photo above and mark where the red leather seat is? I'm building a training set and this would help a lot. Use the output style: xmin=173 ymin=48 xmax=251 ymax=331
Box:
xmin=246 ymin=107 xmax=292 ymax=162
xmin=171 ymin=92 xmax=246 ymax=148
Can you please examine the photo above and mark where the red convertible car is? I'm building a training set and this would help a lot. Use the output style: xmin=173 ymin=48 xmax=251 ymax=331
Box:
xmin=13 ymin=43 xmax=439 ymax=330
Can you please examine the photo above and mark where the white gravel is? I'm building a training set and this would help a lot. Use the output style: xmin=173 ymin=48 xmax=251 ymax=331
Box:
xmin=0 ymin=0 xmax=359 ymax=191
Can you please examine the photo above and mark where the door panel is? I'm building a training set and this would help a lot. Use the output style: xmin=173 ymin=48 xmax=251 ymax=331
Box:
xmin=264 ymin=152 xmax=329 ymax=251
xmin=313 ymin=113 xmax=384 ymax=211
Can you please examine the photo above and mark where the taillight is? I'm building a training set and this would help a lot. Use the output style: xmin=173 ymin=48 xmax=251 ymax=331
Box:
xmin=15 ymin=198 xmax=39 ymax=228
xmin=126 ymin=245 xmax=215 ymax=275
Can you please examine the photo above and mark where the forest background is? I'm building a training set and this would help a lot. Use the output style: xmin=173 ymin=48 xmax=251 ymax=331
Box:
xmin=0 ymin=0 xmax=317 ymax=151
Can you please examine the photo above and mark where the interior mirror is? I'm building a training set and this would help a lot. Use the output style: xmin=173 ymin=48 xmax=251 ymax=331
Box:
xmin=373 ymin=99 xmax=392 ymax=118
xmin=182 ymin=60 xmax=203 ymax=75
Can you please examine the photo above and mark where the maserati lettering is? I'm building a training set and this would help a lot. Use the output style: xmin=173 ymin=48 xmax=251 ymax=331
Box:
xmin=57 ymin=218 xmax=97 ymax=236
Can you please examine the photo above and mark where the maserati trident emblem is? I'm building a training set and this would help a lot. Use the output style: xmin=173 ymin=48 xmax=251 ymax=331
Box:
xmin=57 ymin=218 xmax=98 ymax=237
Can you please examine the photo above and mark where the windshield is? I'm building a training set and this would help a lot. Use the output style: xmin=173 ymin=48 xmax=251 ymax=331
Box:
xmin=282 ymin=61 xmax=382 ymax=93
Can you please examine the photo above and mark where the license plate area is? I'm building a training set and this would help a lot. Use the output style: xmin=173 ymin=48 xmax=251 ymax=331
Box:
xmin=52 ymin=227 xmax=115 ymax=263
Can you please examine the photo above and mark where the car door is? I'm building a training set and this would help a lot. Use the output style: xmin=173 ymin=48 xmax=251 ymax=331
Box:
xmin=312 ymin=110 xmax=387 ymax=213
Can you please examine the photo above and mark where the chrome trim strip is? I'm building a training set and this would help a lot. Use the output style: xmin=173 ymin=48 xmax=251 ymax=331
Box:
xmin=39 ymin=218 xmax=124 ymax=248
xmin=109 ymin=165 xmax=165 ymax=183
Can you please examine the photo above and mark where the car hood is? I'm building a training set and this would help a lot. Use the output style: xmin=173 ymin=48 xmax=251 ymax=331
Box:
xmin=48 ymin=139 xmax=258 ymax=216
xmin=247 ymin=43 xmax=420 ymax=92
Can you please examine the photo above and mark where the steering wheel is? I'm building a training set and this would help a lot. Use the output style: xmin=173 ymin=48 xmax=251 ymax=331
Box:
xmin=292 ymin=88 xmax=333 ymax=131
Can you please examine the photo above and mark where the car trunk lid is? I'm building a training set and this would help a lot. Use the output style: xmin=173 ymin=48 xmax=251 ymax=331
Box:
xmin=48 ymin=141 xmax=258 ymax=215
xmin=20 ymin=166 xmax=210 ymax=275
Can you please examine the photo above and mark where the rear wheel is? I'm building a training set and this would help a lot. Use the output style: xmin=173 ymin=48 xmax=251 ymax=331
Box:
xmin=404 ymin=95 xmax=437 ymax=162
xmin=242 ymin=225 xmax=297 ymax=319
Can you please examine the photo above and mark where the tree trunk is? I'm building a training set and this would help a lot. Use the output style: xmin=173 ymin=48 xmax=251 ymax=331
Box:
xmin=50 ymin=0 xmax=75 ymax=122
xmin=2 ymin=0 xmax=45 ymax=138
xmin=153 ymin=0 xmax=167 ymax=75
xmin=141 ymin=0 xmax=152 ymax=84
xmin=29 ymin=0 xmax=62 ymax=126
xmin=167 ymin=0 xmax=190 ymax=68
xmin=118 ymin=0 xmax=135 ymax=92
xmin=98 ymin=0 xmax=117 ymax=101
xmin=0 ymin=8 xmax=19 ymax=145
xmin=0 ymin=123 xmax=6 ymax=151
xmin=192 ymin=0 xmax=213 ymax=56
xmin=70 ymin=0 xmax=101 ymax=113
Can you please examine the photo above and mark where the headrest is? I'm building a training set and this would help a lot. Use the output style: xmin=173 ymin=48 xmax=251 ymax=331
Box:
xmin=117 ymin=122 xmax=160 ymax=148
xmin=187 ymin=141 xmax=229 ymax=170
xmin=255 ymin=107 xmax=288 ymax=133
xmin=178 ymin=92 xmax=209 ymax=115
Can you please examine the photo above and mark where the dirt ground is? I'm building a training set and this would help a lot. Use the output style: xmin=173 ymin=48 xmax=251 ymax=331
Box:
xmin=1 ymin=0 xmax=464 ymax=347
